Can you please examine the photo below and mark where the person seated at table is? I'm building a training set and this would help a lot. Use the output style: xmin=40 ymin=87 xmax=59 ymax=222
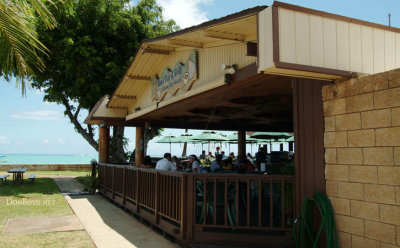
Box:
xmin=233 ymin=155 xmax=247 ymax=171
xmin=155 ymin=153 xmax=176 ymax=171
xmin=215 ymin=146 xmax=221 ymax=157
xmin=221 ymin=151 xmax=226 ymax=159
xmin=137 ymin=155 xmax=153 ymax=168
xmin=234 ymin=155 xmax=255 ymax=172
xmin=222 ymin=157 xmax=233 ymax=171
xmin=245 ymin=159 xmax=256 ymax=172
xmin=199 ymin=150 xmax=206 ymax=159
xmin=172 ymin=156 xmax=182 ymax=171
xmin=207 ymin=151 xmax=214 ymax=160
xmin=189 ymin=155 xmax=201 ymax=172
xmin=229 ymin=152 xmax=235 ymax=160
xmin=211 ymin=154 xmax=223 ymax=172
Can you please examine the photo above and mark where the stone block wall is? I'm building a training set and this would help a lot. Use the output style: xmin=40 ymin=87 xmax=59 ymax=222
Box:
xmin=323 ymin=68 xmax=400 ymax=248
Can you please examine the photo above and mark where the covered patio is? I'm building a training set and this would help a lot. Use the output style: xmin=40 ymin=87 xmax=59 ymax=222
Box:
xmin=85 ymin=1 xmax=400 ymax=247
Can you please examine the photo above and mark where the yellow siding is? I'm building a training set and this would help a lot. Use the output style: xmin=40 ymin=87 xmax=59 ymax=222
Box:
xmin=396 ymin=33 xmax=400 ymax=68
xmin=309 ymin=15 xmax=324 ymax=67
xmin=384 ymin=31 xmax=396 ymax=71
xmin=129 ymin=43 xmax=256 ymax=114
xmin=349 ymin=23 xmax=362 ymax=73
xmin=273 ymin=7 xmax=400 ymax=75
xmin=279 ymin=8 xmax=296 ymax=64
xmin=361 ymin=26 xmax=374 ymax=74
xmin=295 ymin=11 xmax=310 ymax=66
xmin=258 ymin=7 xmax=273 ymax=72
xmin=373 ymin=29 xmax=385 ymax=73
xmin=323 ymin=18 xmax=338 ymax=69
xmin=336 ymin=21 xmax=350 ymax=71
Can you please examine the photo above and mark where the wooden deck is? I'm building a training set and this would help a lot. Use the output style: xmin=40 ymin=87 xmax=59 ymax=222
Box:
xmin=98 ymin=163 xmax=295 ymax=247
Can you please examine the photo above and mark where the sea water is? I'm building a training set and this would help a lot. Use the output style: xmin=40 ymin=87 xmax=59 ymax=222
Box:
xmin=0 ymin=154 xmax=97 ymax=164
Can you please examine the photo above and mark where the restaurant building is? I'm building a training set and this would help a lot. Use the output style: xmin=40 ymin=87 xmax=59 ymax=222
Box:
xmin=85 ymin=2 xmax=400 ymax=247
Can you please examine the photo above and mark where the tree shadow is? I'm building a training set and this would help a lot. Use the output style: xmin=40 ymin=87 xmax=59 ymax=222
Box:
xmin=70 ymin=194 xmax=177 ymax=248
xmin=0 ymin=178 xmax=60 ymax=197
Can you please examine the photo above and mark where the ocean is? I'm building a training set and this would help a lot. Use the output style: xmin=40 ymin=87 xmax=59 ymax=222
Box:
xmin=0 ymin=154 xmax=98 ymax=164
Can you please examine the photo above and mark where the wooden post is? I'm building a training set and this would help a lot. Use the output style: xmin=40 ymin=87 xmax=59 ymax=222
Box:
xmin=238 ymin=130 xmax=246 ymax=156
xmin=289 ymin=141 xmax=294 ymax=152
xmin=98 ymin=125 xmax=110 ymax=163
xmin=135 ymin=126 xmax=145 ymax=166
xmin=293 ymin=78 xmax=326 ymax=216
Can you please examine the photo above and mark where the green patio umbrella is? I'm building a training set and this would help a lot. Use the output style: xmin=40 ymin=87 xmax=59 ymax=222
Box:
xmin=155 ymin=135 xmax=180 ymax=153
xmin=177 ymin=132 xmax=193 ymax=157
xmin=249 ymin=132 xmax=292 ymax=140
xmin=250 ymin=132 xmax=292 ymax=152
xmin=286 ymin=136 xmax=294 ymax=142
xmin=226 ymin=133 xmax=258 ymax=154
xmin=192 ymin=131 xmax=228 ymax=153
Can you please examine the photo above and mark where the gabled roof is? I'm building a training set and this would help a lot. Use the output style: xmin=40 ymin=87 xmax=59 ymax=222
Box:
xmin=84 ymin=95 xmax=127 ymax=125
xmin=106 ymin=6 xmax=266 ymax=109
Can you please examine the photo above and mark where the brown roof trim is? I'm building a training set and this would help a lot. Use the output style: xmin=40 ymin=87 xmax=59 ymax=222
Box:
xmin=275 ymin=61 xmax=352 ymax=77
xmin=273 ymin=1 xmax=400 ymax=33
xmin=84 ymin=95 xmax=109 ymax=124
xmin=144 ymin=6 xmax=267 ymax=44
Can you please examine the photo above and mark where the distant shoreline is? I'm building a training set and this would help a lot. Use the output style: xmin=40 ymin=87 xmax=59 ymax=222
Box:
xmin=0 ymin=164 xmax=90 ymax=171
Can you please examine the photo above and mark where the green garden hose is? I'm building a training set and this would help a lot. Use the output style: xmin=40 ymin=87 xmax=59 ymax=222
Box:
xmin=293 ymin=193 xmax=338 ymax=248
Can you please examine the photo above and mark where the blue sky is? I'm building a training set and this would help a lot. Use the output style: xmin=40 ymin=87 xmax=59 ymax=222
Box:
xmin=1 ymin=0 xmax=399 ymax=156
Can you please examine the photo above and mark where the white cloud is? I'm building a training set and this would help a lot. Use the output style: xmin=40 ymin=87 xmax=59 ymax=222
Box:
xmin=11 ymin=110 xmax=60 ymax=121
xmin=42 ymin=139 xmax=49 ymax=144
xmin=158 ymin=0 xmax=212 ymax=28
xmin=0 ymin=135 xmax=10 ymax=144
xmin=57 ymin=138 xmax=65 ymax=144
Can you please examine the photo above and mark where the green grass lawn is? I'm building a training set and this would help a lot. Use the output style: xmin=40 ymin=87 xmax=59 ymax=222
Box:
xmin=0 ymin=170 xmax=90 ymax=177
xmin=0 ymin=178 xmax=94 ymax=248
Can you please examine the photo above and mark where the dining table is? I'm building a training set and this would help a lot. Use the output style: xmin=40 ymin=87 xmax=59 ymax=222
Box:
xmin=7 ymin=168 xmax=28 ymax=184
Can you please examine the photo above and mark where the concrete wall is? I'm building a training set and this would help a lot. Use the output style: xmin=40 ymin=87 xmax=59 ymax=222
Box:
xmin=0 ymin=164 xmax=90 ymax=171
xmin=323 ymin=68 xmax=400 ymax=247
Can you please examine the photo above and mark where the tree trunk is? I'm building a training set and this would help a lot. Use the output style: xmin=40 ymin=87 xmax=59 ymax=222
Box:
xmin=109 ymin=126 xmax=127 ymax=163
xmin=61 ymin=96 xmax=126 ymax=163
xmin=144 ymin=127 xmax=163 ymax=156
xmin=61 ymin=97 xmax=98 ymax=151
xmin=181 ymin=128 xmax=188 ymax=157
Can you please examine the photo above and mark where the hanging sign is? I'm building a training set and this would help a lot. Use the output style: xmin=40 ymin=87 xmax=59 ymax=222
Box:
xmin=151 ymin=51 xmax=198 ymax=102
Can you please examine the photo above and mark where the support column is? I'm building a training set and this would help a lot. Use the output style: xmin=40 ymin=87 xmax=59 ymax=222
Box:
xmin=238 ymin=130 xmax=246 ymax=156
xmin=293 ymin=78 xmax=326 ymax=215
xmin=135 ymin=126 xmax=145 ymax=166
xmin=289 ymin=141 xmax=294 ymax=152
xmin=99 ymin=125 xmax=110 ymax=163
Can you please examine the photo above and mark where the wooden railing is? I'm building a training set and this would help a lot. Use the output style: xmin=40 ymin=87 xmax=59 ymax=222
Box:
xmin=193 ymin=174 xmax=295 ymax=231
xmin=97 ymin=163 xmax=295 ymax=244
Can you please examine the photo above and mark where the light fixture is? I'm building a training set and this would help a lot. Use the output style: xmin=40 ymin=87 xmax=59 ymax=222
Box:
xmin=221 ymin=64 xmax=238 ymax=74
xmin=221 ymin=64 xmax=238 ymax=85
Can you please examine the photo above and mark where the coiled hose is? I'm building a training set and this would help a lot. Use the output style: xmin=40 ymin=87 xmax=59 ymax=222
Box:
xmin=293 ymin=193 xmax=338 ymax=248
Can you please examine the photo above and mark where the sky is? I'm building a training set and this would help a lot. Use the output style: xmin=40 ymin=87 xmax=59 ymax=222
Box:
xmin=1 ymin=0 xmax=399 ymax=156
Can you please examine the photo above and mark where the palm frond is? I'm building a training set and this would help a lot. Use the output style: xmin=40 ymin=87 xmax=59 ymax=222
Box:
xmin=0 ymin=0 xmax=59 ymax=95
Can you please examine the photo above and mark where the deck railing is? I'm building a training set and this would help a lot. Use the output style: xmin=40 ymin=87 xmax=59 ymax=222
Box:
xmin=97 ymin=163 xmax=295 ymax=243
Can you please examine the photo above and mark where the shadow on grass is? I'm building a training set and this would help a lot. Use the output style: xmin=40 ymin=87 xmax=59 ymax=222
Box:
xmin=0 ymin=178 xmax=60 ymax=197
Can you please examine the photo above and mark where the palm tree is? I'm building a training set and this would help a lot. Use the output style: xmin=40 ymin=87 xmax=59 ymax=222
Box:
xmin=0 ymin=0 xmax=57 ymax=94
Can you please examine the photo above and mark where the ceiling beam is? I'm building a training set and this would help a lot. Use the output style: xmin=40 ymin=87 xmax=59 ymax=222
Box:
xmin=114 ymin=95 xmax=137 ymax=100
xmin=168 ymin=39 xmax=203 ymax=48
xmin=125 ymin=75 xmax=151 ymax=81
xmin=141 ymin=47 xmax=171 ymax=55
xmin=203 ymin=30 xmax=245 ymax=41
